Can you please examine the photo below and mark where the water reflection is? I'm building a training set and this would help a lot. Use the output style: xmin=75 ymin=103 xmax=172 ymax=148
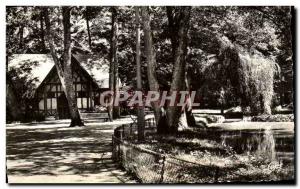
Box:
xmin=215 ymin=125 xmax=294 ymax=166
xmin=256 ymin=128 xmax=276 ymax=161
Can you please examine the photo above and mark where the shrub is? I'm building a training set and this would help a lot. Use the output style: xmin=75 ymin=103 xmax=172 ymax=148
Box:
xmin=251 ymin=114 xmax=294 ymax=122
xmin=205 ymin=115 xmax=225 ymax=123
xmin=19 ymin=111 xmax=45 ymax=123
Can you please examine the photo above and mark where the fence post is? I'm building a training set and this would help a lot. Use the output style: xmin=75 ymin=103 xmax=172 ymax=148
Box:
xmin=160 ymin=156 xmax=166 ymax=183
xmin=122 ymin=124 xmax=125 ymax=138
xmin=112 ymin=135 xmax=114 ymax=160
xmin=119 ymin=129 xmax=123 ymax=141
xmin=214 ymin=167 xmax=219 ymax=182
xmin=118 ymin=130 xmax=122 ymax=162
xmin=151 ymin=118 xmax=155 ymax=128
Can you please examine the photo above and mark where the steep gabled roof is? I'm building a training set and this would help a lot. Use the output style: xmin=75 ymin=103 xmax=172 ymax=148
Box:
xmin=8 ymin=54 xmax=55 ymax=89
xmin=72 ymin=54 xmax=110 ymax=89
xmin=7 ymin=54 xmax=116 ymax=98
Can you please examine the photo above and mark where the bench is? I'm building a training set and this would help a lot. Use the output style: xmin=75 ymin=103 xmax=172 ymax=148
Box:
xmin=80 ymin=112 xmax=110 ymax=122
xmin=98 ymin=112 xmax=110 ymax=122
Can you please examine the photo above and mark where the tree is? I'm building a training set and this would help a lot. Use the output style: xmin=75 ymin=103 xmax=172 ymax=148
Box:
xmin=108 ymin=7 xmax=120 ymax=120
xmin=140 ymin=7 xmax=161 ymax=130
xmin=187 ymin=6 xmax=289 ymax=114
xmin=135 ymin=7 xmax=145 ymax=141
xmin=18 ymin=7 xmax=26 ymax=51
xmin=39 ymin=9 xmax=46 ymax=52
xmin=6 ymin=6 xmax=50 ymax=54
xmin=142 ymin=6 xmax=193 ymax=134
xmin=183 ymin=73 xmax=197 ymax=127
xmin=6 ymin=75 xmax=22 ymax=122
xmin=165 ymin=6 xmax=191 ymax=134
xmin=6 ymin=6 xmax=293 ymax=121
xmin=44 ymin=7 xmax=84 ymax=127
xmin=84 ymin=7 xmax=92 ymax=49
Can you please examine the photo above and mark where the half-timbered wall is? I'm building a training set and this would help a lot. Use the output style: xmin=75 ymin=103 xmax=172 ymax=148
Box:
xmin=36 ymin=65 xmax=98 ymax=117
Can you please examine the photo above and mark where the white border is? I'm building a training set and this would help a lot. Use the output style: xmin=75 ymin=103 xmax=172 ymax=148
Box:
xmin=1 ymin=1 xmax=299 ymax=189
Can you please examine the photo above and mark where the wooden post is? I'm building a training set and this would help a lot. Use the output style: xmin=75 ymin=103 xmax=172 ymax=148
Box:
xmin=93 ymin=91 xmax=95 ymax=107
xmin=111 ymin=135 xmax=114 ymax=154
xmin=56 ymin=84 xmax=58 ymax=119
xmin=50 ymin=83 xmax=52 ymax=114
xmin=44 ymin=86 xmax=47 ymax=116
xmin=87 ymin=81 xmax=90 ymax=110
xmin=80 ymin=79 xmax=83 ymax=109
xmin=214 ymin=167 xmax=219 ymax=182
xmin=160 ymin=156 xmax=166 ymax=183
xmin=75 ymin=81 xmax=77 ymax=108
xmin=90 ymin=82 xmax=93 ymax=109
xmin=36 ymin=91 xmax=39 ymax=114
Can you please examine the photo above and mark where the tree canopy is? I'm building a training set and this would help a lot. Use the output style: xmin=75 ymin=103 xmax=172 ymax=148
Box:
xmin=6 ymin=6 xmax=293 ymax=119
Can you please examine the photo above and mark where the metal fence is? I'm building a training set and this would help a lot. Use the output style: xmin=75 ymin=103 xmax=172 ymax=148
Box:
xmin=112 ymin=118 xmax=221 ymax=183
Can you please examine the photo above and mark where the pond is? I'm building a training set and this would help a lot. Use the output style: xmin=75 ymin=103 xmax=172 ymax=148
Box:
xmin=140 ymin=121 xmax=295 ymax=183
xmin=194 ymin=122 xmax=295 ymax=182
xmin=208 ymin=122 xmax=294 ymax=165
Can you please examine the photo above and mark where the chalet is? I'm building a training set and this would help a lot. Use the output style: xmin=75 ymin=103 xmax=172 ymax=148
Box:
xmin=8 ymin=53 xmax=120 ymax=119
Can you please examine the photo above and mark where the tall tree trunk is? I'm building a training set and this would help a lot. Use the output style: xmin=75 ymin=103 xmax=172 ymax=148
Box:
xmin=19 ymin=7 xmax=27 ymax=52
xmin=113 ymin=26 xmax=120 ymax=119
xmin=19 ymin=24 xmax=24 ymax=51
xmin=44 ymin=7 xmax=84 ymax=127
xmin=85 ymin=7 xmax=92 ymax=50
xmin=135 ymin=7 xmax=145 ymax=141
xmin=140 ymin=7 xmax=163 ymax=133
xmin=109 ymin=7 xmax=120 ymax=120
xmin=108 ymin=68 xmax=114 ymax=122
xmin=166 ymin=7 xmax=191 ymax=134
xmin=62 ymin=7 xmax=84 ymax=127
xmin=40 ymin=10 xmax=46 ymax=52
xmin=184 ymin=72 xmax=196 ymax=127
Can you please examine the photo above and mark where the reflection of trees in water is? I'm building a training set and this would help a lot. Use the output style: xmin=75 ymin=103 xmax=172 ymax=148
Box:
xmin=256 ymin=128 xmax=276 ymax=161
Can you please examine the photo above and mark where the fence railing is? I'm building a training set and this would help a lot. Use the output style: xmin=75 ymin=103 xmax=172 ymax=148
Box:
xmin=112 ymin=117 xmax=222 ymax=183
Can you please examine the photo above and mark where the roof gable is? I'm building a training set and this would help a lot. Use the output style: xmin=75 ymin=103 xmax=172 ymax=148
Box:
xmin=8 ymin=54 xmax=55 ymax=89
xmin=72 ymin=54 xmax=111 ymax=88
xmin=8 ymin=54 xmax=119 ymax=97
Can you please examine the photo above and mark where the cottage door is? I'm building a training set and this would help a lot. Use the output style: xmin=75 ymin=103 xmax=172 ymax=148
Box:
xmin=57 ymin=93 xmax=70 ymax=119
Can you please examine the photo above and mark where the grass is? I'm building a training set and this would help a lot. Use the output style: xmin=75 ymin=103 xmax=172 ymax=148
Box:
xmin=135 ymin=128 xmax=294 ymax=183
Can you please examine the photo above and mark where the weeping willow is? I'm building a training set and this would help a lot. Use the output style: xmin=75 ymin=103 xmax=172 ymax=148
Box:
xmin=220 ymin=44 xmax=280 ymax=115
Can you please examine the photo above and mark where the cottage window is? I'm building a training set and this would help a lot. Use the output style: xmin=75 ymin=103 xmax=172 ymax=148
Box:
xmin=77 ymin=91 xmax=87 ymax=98
xmin=47 ymin=92 xmax=56 ymax=98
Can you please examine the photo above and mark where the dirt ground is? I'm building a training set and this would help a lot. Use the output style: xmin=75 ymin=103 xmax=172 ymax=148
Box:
xmin=6 ymin=118 xmax=136 ymax=183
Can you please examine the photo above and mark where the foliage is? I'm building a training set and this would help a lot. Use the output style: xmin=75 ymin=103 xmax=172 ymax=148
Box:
xmin=188 ymin=7 xmax=292 ymax=111
xmin=251 ymin=114 xmax=294 ymax=122
xmin=6 ymin=6 xmax=293 ymax=117
xmin=6 ymin=6 xmax=48 ymax=54
xmin=221 ymin=45 xmax=280 ymax=115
